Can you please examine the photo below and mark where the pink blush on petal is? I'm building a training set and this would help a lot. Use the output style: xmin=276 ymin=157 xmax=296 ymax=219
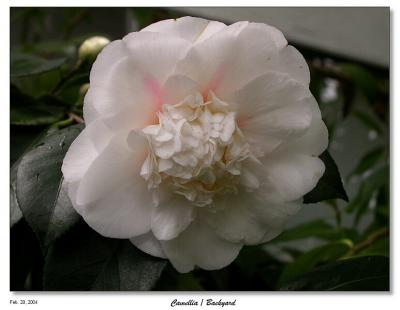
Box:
xmin=202 ymin=64 xmax=227 ymax=101
xmin=144 ymin=75 xmax=164 ymax=112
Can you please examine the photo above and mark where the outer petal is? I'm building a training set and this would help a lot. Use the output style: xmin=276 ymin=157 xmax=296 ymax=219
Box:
xmin=151 ymin=196 xmax=196 ymax=240
xmin=161 ymin=219 xmax=242 ymax=273
xmin=233 ymin=72 xmax=313 ymax=154
xmin=62 ymin=120 xmax=112 ymax=183
xmin=130 ymin=232 xmax=167 ymax=259
xmin=88 ymin=40 xmax=130 ymax=86
xmin=85 ymin=32 xmax=191 ymax=124
xmin=76 ymin=131 xmax=146 ymax=205
xmin=175 ymin=22 xmax=308 ymax=99
xmin=277 ymin=96 xmax=329 ymax=156
xmin=72 ymin=180 xmax=153 ymax=239
xmin=122 ymin=31 xmax=190 ymax=84
xmin=204 ymin=193 xmax=301 ymax=245
xmin=262 ymin=154 xmax=325 ymax=202
xmin=273 ymin=45 xmax=310 ymax=86
xmin=67 ymin=131 xmax=153 ymax=238
xmin=141 ymin=16 xmax=226 ymax=43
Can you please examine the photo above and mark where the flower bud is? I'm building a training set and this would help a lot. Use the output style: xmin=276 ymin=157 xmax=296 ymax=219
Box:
xmin=79 ymin=83 xmax=90 ymax=98
xmin=78 ymin=36 xmax=110 ymax=63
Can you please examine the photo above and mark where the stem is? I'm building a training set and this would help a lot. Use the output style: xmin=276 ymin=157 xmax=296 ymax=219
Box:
xmin=68 ymin=112 xmax=84 ymax=124
xmin=326 ymin=200 xmax=341 ymax=227
xmin=52 ymin=113 xmax=84 ymax=129
xmin=51 ymin=64 xmax=81 ymax=96
xmin=346 ymin=227 xmax=389 ymax=256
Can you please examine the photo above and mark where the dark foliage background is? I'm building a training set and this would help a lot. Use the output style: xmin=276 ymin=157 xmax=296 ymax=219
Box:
xmin=10 ymin=7 xmax=390 ymax=291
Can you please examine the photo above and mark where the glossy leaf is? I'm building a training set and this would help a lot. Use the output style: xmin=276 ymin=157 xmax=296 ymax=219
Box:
xmin=15 ymin=125 xmax=83 ymax=250
xmin=281 ymin=256 xmax=389 ymax=291
xmin=348 ymin=146 xmax=386 ymax=179
xmin=353 ymin=109 xmax=383 ymax=134
xmin=10 ymin=161 xmax=23 ymax=227
xmin=44 ymin=221 xmax=167 ymax=291
xmin=271 ymin=220 xmax=343 ymax=243
xmin=11 ymin=86 xmax=66 ymax=126
xmin=11 ymin=52 xmax=66 ymax=78
xmin=277 ymin=241 xmax=352 ymax=287
xmin=304 ymin=151 xmax=348 ymax=203
xmin=346 ymin=165 xmax=389 ymax=225
xmin=358 ymin=236 xmax=389 ymax=257
xmin=339 ymin=63 xmax=379 ymax=104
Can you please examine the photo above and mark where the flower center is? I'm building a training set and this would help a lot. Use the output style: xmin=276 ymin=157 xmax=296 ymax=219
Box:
xmin=140 ymin=92 xmax=252 ymax=207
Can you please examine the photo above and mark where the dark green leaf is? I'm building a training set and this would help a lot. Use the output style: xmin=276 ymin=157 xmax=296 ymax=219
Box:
xmin=277 ymin=240 xmax=352 ymax=287
xmin=15 ymin=124 xmax=83 ymax=250
xmin=154 ymin=264 xmax=204 ymax=291
xmin=271 ymin=220 xmax=342 ymax=243
xmin=11 ymin=52 xmax=66 ymax=78
xmin=10 ymin=161 xmax=23 ymax=227
xmin=339 ymin=63 xmax=379 ymax=104
xmin=358 ymin=237 xmax=389 ymax=258
xmin=348 ymin=146 xmax=386 ymax=179
xmin=10 ymin=124 xmax=47 ymax=165
xmin=44 ymin=221 xmax=167 ymax=291
xmin=304 ymin=151 xmax=348 ymax=203
xmin=11 ymin=86 xmax=66 ymax=126
xmin=353 ymin=110 xmax=383 ymax=134
xmin=24 ymin=41 xmax=77 ymax=59
xmin=346 ymin=165 xmax=389 ymax=225
xmin=11 ymin=219 xmax=44 ymax=291
xmin=280 ymin=256 xmax=389 ymax=291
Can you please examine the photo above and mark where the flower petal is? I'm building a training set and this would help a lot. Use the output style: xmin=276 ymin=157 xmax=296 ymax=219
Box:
xmin=204 ymin=191 xmax=301 ymax=245
xmin=130 ymin=232 xmax=167 ymax=259
xmin=277 ymin=97 xmax=329 ymax=156
xmin=273 ymin=45 xmax=310 ymax=86
xmin=262 ymin=153 xmax=325 ymax=202
xmin=85 ymin=32 xmax=191 ymax=124
xmin=76 ymin=131 xmax=147 ymax=205
xmin=62 ymin=120 xmax=112 ymax=183
xmin=175 ymin=21 xmax=308 ymax=99
xmin=233 ymin=72 xmax=313 ymax=154
xmin=71 ymin=179 xmax=153 ymax=238
xmin=151 ymin=196 xmax=196 ymax=241
xmin=161 ymin=219 xmax=242 ymax=273
xmin=89 ymin=40 xmax=130 ymax=86
xmin=141 ymin=16 xmax=226 ymax=43
xmin=122 ymin=31 xmax=190 ymax=84
xmin=162 ymin=75 xmax=200 ymax=105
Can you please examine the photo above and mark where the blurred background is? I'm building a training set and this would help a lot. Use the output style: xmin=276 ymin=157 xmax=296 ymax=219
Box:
xmin=10 ymin=7 xmax=390 ymax=291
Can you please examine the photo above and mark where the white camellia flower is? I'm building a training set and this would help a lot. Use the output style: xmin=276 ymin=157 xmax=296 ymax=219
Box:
xmin=62 ymin=16 xmax=328 ymax=273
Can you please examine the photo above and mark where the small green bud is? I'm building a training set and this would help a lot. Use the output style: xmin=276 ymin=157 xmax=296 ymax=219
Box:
xmin=79 ymin=83 xmax=90 ymax=98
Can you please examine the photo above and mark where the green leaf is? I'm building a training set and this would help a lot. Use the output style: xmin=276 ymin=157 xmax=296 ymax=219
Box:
xmin=277 ymin=240 xmax=352 ymax=287
xmin=24 ymin=40 xmax=77 ymax=59
xmin=346 ymin=165 xmax=389 ymax=225
xmin=11 ymin=52 xmax=66 ymax=78
xmin=339 ymin=63 xmax=379 ymax=104
xmin=271 ymin=220 xmax=343 ymax=243
xmin=358 ymin=236 xmax=389 ymax=258
xmin=11 ymin=86 xmax=66 ymax=126
xmin=303 ymin=151 xmax=348 ymax=203
xmin=11 ymin=219 xmax=44 ymax=291
xmin=10 ymin=124 xmax=48 ymax=165
xmin=280 ymin=256 xmax=389 ymax=291
xmin=348 ymin=146 xmax=386 ymax=179
xmin=154 ymin=264 xmax=204 ymax=291
xmin=44 ymin=221 xmax=167 ymax=291
xmin=353 ymin=109 xmax=383 ymax=134
xmin=10 ymin=161 xmax=23 ymax=227
xmin=15 ymin=124 xmax=83 ymax=250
